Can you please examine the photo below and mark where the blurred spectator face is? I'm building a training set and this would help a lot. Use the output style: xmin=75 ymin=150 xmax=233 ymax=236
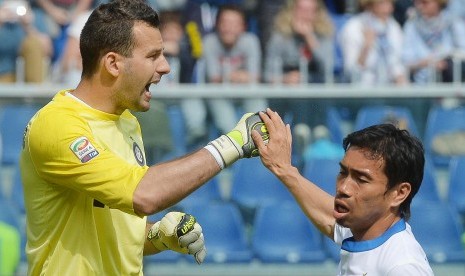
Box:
xmin=293 ymin=0 xmax=318 ymax=23
xmin=414 ymin=0 xmax=442 ymax=18
xmin=217 ymin=9 xmax=245 ymax=49
xmin=161 ymin=21 xmax=183 ymax=43
xmin=370 ymin=0 xmax=394 ymax=20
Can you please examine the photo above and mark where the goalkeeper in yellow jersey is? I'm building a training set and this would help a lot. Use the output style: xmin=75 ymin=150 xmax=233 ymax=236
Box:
xmin=19 ymin=0 xmax=276 ymax=275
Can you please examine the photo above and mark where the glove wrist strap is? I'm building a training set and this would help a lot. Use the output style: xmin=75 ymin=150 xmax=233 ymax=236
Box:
xmin=147 ymin=222 xmax=167 ymax=252
xmin=206 ymin=135 xmax=241 ymax=168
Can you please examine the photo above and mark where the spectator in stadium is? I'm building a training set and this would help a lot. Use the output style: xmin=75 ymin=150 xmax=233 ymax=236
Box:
xmin=302 ymin=124 xmax=344 ymax=162
xmin=263 ymin=0 xmax=334 ymax=137
xmin=0 ymin=0 xmax=52 ymax=83
xmin=181 ymin=4 xmax=267 ymax=148
xmin=55 ymin=9 xmax=91 ymax=85
xmin=20 ymin=1 xmax=270 ymax=274
xmin=339 ymin=0 xmax=407 ymax=86
xmin=402 ymin=0 xmax=465 ymax=83
xmin=264 ymin=0 xmax=334 ymax=85
xmin=31 ymin=0 xmax=94 ymax=62
xmin=256 ymin=119 xmax=434 ymax=275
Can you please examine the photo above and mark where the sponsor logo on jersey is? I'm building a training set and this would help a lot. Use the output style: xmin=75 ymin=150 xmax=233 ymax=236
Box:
xmin=133 ymin=142 xmax=145 ymax=166
xmin=70 ymin=136 xmax=99 ymax=163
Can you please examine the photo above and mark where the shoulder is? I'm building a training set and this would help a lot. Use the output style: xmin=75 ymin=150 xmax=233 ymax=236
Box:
xmin=381 ymin=225 xmax=432 ymax=271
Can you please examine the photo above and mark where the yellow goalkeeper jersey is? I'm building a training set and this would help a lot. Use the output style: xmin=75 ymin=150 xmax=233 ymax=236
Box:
xmin=20 ymin=90 xmax=149 ymax=275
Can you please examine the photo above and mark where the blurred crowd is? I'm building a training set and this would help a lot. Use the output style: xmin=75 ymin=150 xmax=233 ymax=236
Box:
xmin=3 ymin=0 xmax=465 ymax=162
xmin=3 ymin=0 xmax=465 ymax=86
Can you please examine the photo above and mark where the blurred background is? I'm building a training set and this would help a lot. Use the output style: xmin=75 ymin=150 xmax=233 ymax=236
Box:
xmin=1 ymin=0 xmax=465 ymax=275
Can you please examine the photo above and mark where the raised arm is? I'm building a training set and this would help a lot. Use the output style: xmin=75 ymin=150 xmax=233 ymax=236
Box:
xmin=253 ymin=109 xmax=336 ymax=238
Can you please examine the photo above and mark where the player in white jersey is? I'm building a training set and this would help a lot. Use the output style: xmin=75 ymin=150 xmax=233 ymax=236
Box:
xmin=255 ymin=120 xmax=434 ymax=275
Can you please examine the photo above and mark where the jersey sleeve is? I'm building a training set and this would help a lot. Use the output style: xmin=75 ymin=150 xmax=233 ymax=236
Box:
xmin=24 ymin=108 xmax=148 ymax=215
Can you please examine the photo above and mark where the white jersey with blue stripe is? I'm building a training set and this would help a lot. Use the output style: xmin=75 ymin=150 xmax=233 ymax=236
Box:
xmin=333 ymin=219 xmax=434 ymax=275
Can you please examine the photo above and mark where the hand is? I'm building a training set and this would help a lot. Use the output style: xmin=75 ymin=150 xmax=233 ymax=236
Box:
xmin=147 ymin=212 xmax=206 ymax=264
xmin=208 ymin=112 xmax=269 ymax=167
xmin=252 ymin=109 xmax=293 ymax=176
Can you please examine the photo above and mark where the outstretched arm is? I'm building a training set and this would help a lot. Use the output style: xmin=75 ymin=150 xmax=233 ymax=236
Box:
xmin=253 ymin=109 xmax=336 ymax=238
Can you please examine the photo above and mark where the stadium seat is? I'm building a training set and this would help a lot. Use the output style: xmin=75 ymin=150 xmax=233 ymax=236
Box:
xmin=11 ymin=166 xmax=25 ymax=214
xmin=447 ymin=156 xmax=465 ymax=215
xmin=323 ymin=235 xmax=340 ymax=263
xmin=326 ymin=106 xmax=346 ymax=145
xmin=175 ymin=177 xmax=222 ymax=209
xmin=166 ymin=104 xmax=187 ymax=156
xmin=415 ymin=160 xmax=441 ymax=203
xmin=230 ymin=157 xmax=294 ymax=224
xmin=423 ymin=106 xmax=465 ymax=168
xmin=0 ymin=104 xmax=40 ymax=166
xmin=183 ymin=202 xmax=253 ymax=263
xmin=353 ymin=105 xmax=420 ymax=138
xmin=251 ymin=201 xmax=327 ymax=263
xmin=409 ymin=201 xmax=465 ymax=263
xmin=302 ymin=158 xmax=340 ymax=196
xmin=0 ymin=200 xmax=20 ymax=230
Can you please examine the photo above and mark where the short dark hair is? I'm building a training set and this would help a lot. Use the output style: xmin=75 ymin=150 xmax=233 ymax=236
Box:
xmin=80 ymin=0 xmax=160 ymax=77
xmin=342 ymin=124 xmax=425 ymax=220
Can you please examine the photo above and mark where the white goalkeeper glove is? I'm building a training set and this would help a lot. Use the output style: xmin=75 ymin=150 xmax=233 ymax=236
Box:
xmin=147 ymin=212 xmax=206 ymax=264
xmin=206 ymin=112 xmax=269 ymax=168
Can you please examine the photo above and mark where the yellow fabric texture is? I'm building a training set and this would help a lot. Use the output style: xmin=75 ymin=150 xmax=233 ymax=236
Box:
xmin=20 ymin=90 xmax=149 ymax=275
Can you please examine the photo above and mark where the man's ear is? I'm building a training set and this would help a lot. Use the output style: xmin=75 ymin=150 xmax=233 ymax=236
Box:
xmin=391 ymin=182 xmax=411 ymax=208
xmin=103 ymin=52 xmax=121 ymax=77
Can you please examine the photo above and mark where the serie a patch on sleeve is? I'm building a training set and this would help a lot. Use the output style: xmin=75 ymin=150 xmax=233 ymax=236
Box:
xmin=70 ymin=136 xmax=99 ymax=163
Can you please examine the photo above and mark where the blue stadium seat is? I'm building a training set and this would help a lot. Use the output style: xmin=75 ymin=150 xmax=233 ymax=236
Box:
xmin=230 ymin=158 xmax=294 ymax=224
xmin=415 ymin=160 xmax=441 ymax=203
xmin=326 ymin=106 xmax=346 ymax=145
xmin=0 ymin=104 xmax=40 ymax=166
xmin=251 ymin=201 xmax=327 ymax=263
xmin=447 ymin=156 xmax=465 ymax=215
xmin=166 ymin=104 xmax=187 ymax=156
xmin=0 ymin=200 xmax=20 ymax=230
xmin=323 ymin=235 xmax=340 ymax=263
xmin=302 ymin=158 xmax=340 ymax=196
xmin=354 ymin=105 xmax=420 ymax=138
xmin=11 ymin=166 xmax=25 ymax=214
xmin=183 ymin=202 xmax=253 ymax=263
xmin=176 ymin=177 xmax=222 ymax=209
xmin=423 ymin=106 xmax=465 ymax=168
xmin=409 ymin=201 xmax=465 ymax=263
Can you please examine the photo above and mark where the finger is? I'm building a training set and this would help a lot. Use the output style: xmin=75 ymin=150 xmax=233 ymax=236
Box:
xmin=286 ymin=123 xmax=293 ymax=147
xmin=178 ymin=223 xmax=202 ymax=247
xmin=258 ymin=109 xmax=275 ymax=133
xmin=194 ymin=244 xmax=207 ymax=264
xmin=251 ymin=130 xmax=266 ymax=152
xmin=187 ymin=232 xmax=205 ymax=255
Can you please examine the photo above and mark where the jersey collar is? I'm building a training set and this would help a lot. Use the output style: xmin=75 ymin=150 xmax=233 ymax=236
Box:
xmin=341 ymin=219 xmax=406 ymax=252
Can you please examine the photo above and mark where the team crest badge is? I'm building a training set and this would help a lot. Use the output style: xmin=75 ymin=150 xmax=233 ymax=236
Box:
xmin=133 ymin=142 xmax=145 ymax=166
xmin=70 ymin=137 xmax=99 ymax=163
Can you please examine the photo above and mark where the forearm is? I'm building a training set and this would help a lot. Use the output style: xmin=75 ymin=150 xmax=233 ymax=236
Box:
xmin=273 ymin=165 xmax=335 ymax=238
xmin=134 ymin=149 xmax=220 ymax=216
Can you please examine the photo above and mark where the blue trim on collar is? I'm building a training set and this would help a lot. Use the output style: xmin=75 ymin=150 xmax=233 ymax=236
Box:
xmin=341 ymin=219 xmax=406 ymax=252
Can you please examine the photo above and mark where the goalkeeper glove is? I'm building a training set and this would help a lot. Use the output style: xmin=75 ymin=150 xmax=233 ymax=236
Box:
xmin=147 ymin=212 xmax=206 ymax=264
xmin=206 ymin=112 xmax=269 ymax=168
